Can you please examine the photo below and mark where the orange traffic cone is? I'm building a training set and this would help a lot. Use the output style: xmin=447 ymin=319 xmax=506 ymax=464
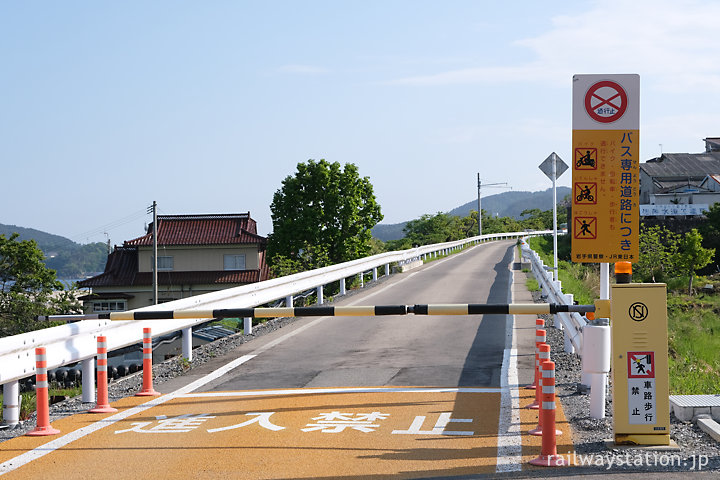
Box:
xmin=529 ymin=360 xmax=566 ymax=467
xmin=136 ymin=328 xmax=160 ymax=396
xmin=525 ymin=329 xmax=546 ymax=409
xmin=27 ymin=347 xmax=61 ymax=436
xmin=526 ymin=319 xmax=545 ymax=389
xmin=89 ymin=336 xmax=118 ymax=413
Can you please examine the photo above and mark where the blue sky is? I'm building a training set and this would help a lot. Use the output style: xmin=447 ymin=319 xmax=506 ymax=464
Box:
xmin=3 ymin=1 xmax=719 ymax=244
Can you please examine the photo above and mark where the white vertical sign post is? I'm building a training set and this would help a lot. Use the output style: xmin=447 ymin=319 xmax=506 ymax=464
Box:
xmin=538 ymin=152 xmax=568 ymax=282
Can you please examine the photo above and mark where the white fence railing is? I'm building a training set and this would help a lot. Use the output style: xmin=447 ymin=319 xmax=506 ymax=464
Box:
xmin=519 ymin=237 xmax=587 ymax=354
xmin=1 ymin=230 xmax=547 ymax=425
xmin=520 ymin=236 xmax=614 ymax=421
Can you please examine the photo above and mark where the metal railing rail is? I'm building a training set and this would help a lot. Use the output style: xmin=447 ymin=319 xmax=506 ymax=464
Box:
xmin=519 ymin=237 xmax=588 ymax=354
xmin=1 ymin=229 xmax=548 ymax=425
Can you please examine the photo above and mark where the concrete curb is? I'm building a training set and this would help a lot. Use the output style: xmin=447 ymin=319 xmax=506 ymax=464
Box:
xmin=669 ymin=394 xmax=720 ymax=422
xmin=696 ymin=415 xmax=720 ymax=443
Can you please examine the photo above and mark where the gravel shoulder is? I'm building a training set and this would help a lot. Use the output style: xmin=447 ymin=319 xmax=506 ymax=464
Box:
xmin=0 ymin=275 xmax=393 ymax=443
xmin=533 ymin=289 xmax=720 ymax=473
xmin=3 ymin=269 xmax=719 ymax=475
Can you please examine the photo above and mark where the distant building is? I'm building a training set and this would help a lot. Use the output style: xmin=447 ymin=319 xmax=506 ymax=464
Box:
xmin=639 ymin=137 xmax=720 ymax=216
xmin=78 ymin=213 xmax=270 ymax=313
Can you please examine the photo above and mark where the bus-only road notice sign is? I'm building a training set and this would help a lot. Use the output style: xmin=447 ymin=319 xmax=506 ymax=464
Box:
xmin=572 ymin=74 xmax=639 ymax=263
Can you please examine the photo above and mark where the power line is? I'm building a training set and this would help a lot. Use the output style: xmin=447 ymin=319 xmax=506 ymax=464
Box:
xmin=69 ymin=208 xmax=148 ymax=244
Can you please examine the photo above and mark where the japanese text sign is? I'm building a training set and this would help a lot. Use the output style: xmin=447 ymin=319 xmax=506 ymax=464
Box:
xmin=610 ymin=283 xmax=670 ymax=444
xmin=572 ymin=74 xmax=639 ymax=263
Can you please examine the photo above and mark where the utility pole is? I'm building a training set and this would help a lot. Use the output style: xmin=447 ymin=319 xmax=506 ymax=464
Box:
xmin=477 ymin=174 xmax=510 ymax=236
xmin=147 ymin=201 xmax=158 ymax=305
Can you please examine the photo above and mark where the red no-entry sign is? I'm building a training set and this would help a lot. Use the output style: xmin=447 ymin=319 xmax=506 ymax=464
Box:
xmin=584 ymin=80 xmax=628 ymax=123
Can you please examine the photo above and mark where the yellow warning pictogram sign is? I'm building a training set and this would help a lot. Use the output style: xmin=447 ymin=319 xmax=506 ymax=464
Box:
xmin=571 ymin=74 xmax=640 ymax=263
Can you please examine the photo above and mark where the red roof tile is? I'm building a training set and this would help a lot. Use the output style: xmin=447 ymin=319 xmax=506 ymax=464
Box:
xmin=78 ymin=244 xmax=271 ymax=289
xmin=125 ymin=213 xmax=267 ymax=247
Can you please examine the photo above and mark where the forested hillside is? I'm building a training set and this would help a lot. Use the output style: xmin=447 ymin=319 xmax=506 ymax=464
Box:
xmin=0 ymin=224 xmax=107 ymax=278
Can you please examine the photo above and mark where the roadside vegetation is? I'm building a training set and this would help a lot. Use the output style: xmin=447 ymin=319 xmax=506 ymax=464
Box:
xmin=0 ymin=386 xmax=81 ymax=421
xmin=1 ymin=233 xmax=82 ymax=337
xmin=526 ymin=227 xmax=720 ymax=395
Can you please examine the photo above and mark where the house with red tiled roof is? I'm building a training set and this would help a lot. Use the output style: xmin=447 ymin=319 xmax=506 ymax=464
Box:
xmin=78 ymin=213 xmax=270 ymax=313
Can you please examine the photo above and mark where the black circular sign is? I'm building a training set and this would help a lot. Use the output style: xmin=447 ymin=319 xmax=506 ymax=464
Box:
xmin=629 ymin=302 xmax=648 ymax=322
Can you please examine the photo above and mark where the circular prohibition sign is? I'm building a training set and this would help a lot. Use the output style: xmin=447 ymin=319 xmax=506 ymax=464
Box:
xmin=584 ymin=80 xmax=628 ymax=123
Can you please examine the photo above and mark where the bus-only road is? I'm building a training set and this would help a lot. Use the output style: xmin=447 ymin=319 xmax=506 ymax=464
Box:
xmin=0 ymin=241 xmax=575 ymax=478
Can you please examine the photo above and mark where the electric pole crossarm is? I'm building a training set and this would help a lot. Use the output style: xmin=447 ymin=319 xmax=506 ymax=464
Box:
xmin=477 ymin=174 xmax=510 ymax=236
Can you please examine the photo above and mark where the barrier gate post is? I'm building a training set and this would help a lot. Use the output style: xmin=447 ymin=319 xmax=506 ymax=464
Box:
xmin=610 ymin=283 xmax=671 ymax=445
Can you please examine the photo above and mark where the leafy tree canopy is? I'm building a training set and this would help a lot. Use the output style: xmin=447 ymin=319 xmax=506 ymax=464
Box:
xmin=268 ymin=160 xmax=383 ymax=275
xmin=676 ymin=228 xmax=714 ymax=293
xmin=0 ymin=234 xmax=81 ymax=336
xmin=635 ymin=224 xmax=679 ymax=283
xmin=403 ymin=213 xmax=464 ymax=246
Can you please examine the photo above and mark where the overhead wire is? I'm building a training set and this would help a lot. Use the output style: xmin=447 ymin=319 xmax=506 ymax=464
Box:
xmin=69 ymin=208 xmax=149 ymax=244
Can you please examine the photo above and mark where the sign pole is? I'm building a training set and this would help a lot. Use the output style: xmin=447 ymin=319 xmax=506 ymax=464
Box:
xmin=476 ymin=174 xmax=509 ymax=236
xmin=552 ymin=158 xmax=558 ymax=281
xmin=538 ymin=152 xmax=568 ymax=283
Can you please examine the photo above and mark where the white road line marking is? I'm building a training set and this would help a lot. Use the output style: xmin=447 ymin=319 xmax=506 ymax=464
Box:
xmin=0 ymin=242 xmax=508 ymax=475
xmin=496 ymin=348 xmax=522 ymax=472
xmin=0 ymin=261 xmax=458 ymax=475
xmin=182 ymin=386 xmax=504 ymax=397
xmin=0 ymin=354 xmax=256 ymax=476
xmin=496 ymin=248 xmax=523 ymax=473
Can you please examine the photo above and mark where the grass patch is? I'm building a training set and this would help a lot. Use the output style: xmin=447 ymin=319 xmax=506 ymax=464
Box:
xmin=210 ymin=318 xmax=243 ymax=331
xmin=526 ymin=278 xmax=540 ymax=292
xmin=1 ymin=386 xmax=82 ymax=420
xmin=526 ymin=236 xmax=598 ymax=304
xmin=666 ymin=294 xmax=720 ymax=394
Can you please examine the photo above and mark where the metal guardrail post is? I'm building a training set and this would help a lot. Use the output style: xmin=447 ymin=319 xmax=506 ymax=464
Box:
xmin=1 ymin=231 xmax=542 ymax=426
xmin=244 ymin=317 xmax=252 ymax=335
xmin=81 ymin=357 xmax=96 ymax=403
xmin=317 ymin=285 xmax=324 ymax=305
xmin=2 ymin=381 xmax=20 ymax=426
xmin=182 ymin=327 xmax=192 ymax=361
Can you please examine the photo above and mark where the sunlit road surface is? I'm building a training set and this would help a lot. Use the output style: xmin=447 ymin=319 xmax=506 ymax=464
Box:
xmin=0 ymin=241 xmax=576 ymax=478
xmin=0 ymin=386 xmax=573 ymax=479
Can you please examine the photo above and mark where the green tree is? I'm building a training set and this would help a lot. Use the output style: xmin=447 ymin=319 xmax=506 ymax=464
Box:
xmin=635 ymin=224 xmax=679 ymax=283
xmin=482 ymin=211 xmax=521 ymax=234
xmin=403 ymin=213 xmax=463 ymax=246
xmin=268 ymin=160 xmax=383 ymax=275
xmin=460 ymin=211 xmax=479 ymax=237
xmin=0 ymin=234 xmax=81 ymax=336
xmin=699 ymin=202 xmax=720 ymax=266
xmin=676 ymin=229 xmax=714 ymax=294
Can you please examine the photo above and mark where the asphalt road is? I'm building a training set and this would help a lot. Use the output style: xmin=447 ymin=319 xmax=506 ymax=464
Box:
xmin=5 ymin=240 xmax=575 ymax=479
xmin=199 ymin=240 xmax=518 ymax=393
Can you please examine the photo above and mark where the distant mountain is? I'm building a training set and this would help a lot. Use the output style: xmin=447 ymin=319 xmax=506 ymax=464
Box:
xmin=448 ymin=187 xmax=571 ymax=218
xmin=0 ymin=224 xmax=77 ymax=255
xmin=0 ymin=223 xmax=108 ymax=279
xmin=372 ymin=187 xmax=571 ymax=242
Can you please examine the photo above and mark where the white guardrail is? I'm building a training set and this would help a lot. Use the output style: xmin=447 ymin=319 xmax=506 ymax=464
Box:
xmin=1 ymin=230 xmax=549 ymax=425
xmin=519 ymin=237 xmax=587 ymax=355
xmin=521 ymin=236 xmax=613 ymax=421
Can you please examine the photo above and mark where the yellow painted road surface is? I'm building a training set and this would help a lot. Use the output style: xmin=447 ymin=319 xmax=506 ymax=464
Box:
xmin=0 ymin=387 xmax=574 ymax=479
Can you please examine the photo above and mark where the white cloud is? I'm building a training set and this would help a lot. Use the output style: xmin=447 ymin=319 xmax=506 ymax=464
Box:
xmin=386 ymin=0 xmax=720 ymax=92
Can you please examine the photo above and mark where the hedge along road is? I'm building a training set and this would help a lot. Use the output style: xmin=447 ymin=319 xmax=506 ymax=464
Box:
xmin=0 ymin=240 xmax=575 ymax=479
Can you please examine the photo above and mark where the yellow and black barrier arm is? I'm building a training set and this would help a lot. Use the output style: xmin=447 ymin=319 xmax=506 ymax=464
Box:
xmin=39 ymin=301 xmax=606 ymax=322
